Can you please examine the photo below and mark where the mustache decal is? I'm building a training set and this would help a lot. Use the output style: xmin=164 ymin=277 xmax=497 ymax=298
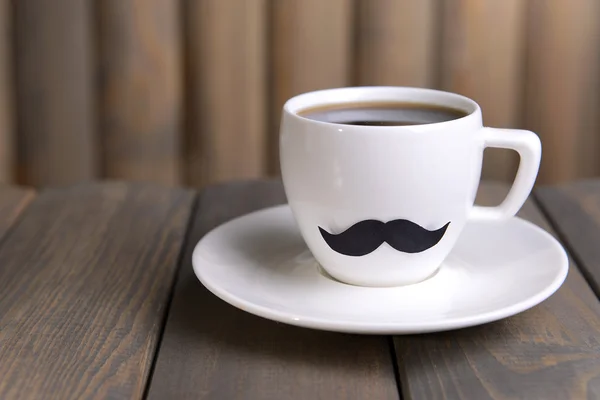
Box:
xmin=318 ymin=219 xmax=450 ymax=256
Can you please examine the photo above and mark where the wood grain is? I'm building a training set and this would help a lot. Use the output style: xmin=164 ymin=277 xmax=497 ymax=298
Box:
xmin=97 ymin=0 xmax=182 ymax=185
xmin=0 ymin=0 xmax=14 ymax=182
xmin=184 ymin=0 xmax=267 ymax=186
xmin=440 ymin=0 xmax=526 ymax=181
xmin=536 ymin=180 xmax=600 ymax=298
xmin=269 ymin=0 xmax=354 ymax=174
xmin=0 ymin=185 xmax=34 ymax=239
xmin=394 ymin=182 xmax=600 ymax=400
xmin=355 ymin=0 xmax=436 ymax=87
xmin=525 ymin=0 xmax=600 ymax=183
xmin=14 ymin=0 xmax=97 ymax=186
xmin=0 ymin=183 xmax=195 ymax=399
xmin=146 ymin=181 xmax=399 ymax=400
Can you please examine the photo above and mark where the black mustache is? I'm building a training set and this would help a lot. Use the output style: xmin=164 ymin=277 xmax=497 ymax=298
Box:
xmin=319 ymin=219 xmax=450 ymax=256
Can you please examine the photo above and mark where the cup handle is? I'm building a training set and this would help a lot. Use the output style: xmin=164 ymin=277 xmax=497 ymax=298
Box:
xmin=470 ymin=127 xmax=542 ymax=221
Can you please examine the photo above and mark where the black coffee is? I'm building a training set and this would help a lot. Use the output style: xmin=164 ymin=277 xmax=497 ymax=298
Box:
xmin=298 ymin=101 xmax=468 ymax=126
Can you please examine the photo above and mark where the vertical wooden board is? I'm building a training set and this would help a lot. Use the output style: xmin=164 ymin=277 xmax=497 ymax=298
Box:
xmin=14 ymin=0 xmax=97 ymax=186
xmin=0 ymin=183 xmax=195 ymax=399
xmin=269 ymin=0 xmax=354 ymax=174
xmin=184 ymin=0 xmax=267 ymax=186
xmin=525 ymin=0 xmax=600 ymax=183
xmin=355 ymin=0 xmax=436 ymax=88
xmin=98 ymin=0 xmax=182 ymax=185
xmin=440 ymin=0 xmax=526 ymax=182
xmin=0 ymin=0 xmax=13 ymax=182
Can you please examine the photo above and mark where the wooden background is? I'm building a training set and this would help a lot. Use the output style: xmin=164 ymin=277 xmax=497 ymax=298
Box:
xmin=0 ymin=0 xmax=598 ymax=188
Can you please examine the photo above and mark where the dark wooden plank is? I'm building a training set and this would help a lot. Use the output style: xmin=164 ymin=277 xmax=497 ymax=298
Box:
xmin=394 ymin=182 xmax=600 ymax=400
xmin=0 ymin=183 xmax=195 ymax=399
xmin=0 ymin=185 xmax=35 ymax=238
xmin=14 ymin=0 xmax=97 ymax=186
xmin=536 ymin=180 xmax=600 ymax=298
xmin=184 ymin=0 xmax=267 ymax=186
xmin=0 ymin=0 xmax=14 ymax=182
xmin=97 ymin=0 xmax=182 ymax=185
xmin=146 ymin=180 xmax=399 ymax=400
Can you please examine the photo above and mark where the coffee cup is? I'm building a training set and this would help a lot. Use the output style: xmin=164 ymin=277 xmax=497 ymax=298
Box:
xmin=279 ymin=86 xmax=541 ymax=287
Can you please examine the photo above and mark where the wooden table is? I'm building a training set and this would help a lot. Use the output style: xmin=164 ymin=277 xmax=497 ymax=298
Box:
xmin=0 ymin=180 xmax=599 ymax=400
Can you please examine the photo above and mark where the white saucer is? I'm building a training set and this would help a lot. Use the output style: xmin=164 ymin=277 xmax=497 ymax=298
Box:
xmin=192 ymin=205 xmax=569 ymax=334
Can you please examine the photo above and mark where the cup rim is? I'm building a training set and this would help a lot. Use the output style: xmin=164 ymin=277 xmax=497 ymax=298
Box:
xmin=283 ymin=86 xmax=481 ymax=130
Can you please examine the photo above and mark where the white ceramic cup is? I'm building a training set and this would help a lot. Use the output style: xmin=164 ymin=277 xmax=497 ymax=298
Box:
xmin=279 ymin=87 xmax=541 ymax=287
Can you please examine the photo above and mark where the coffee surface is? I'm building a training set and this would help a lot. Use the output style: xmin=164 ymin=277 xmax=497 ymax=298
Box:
xmin=298 ymin=101 xmax=468 ymax=126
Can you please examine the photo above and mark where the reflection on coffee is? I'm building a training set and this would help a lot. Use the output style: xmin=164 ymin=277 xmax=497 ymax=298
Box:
xmin=298 ymin=101 xmax=468 ymax=126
